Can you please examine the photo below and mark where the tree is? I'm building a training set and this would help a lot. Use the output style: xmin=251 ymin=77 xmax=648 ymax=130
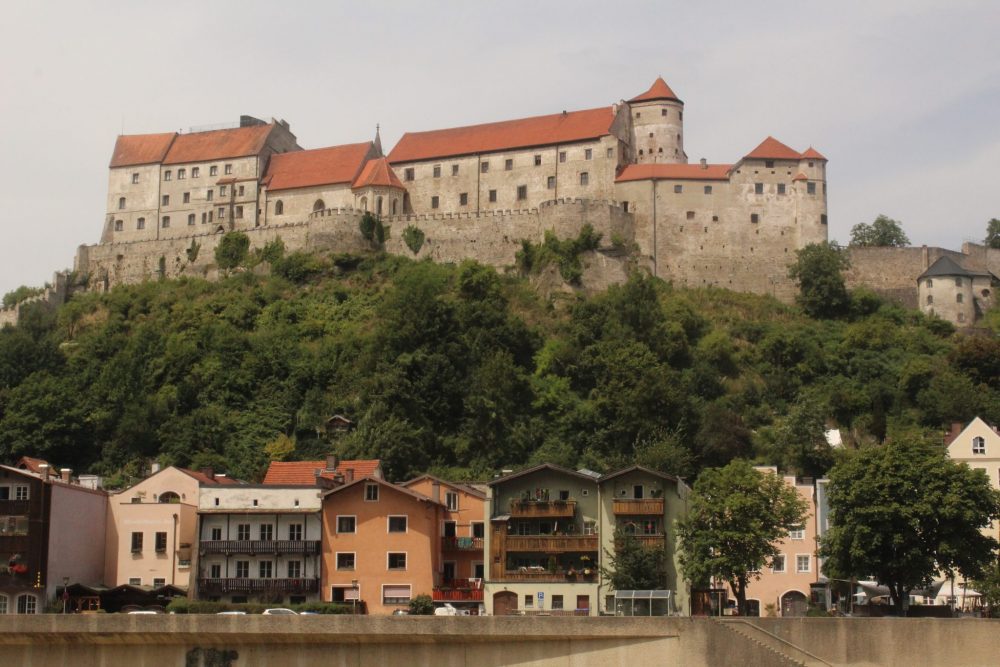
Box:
xmin=788 ymin=242 xmax=851 ymax=318
xmin=214 ymin=232 xmax=250 ymax=270
xmin=820 ymin=438 xmax=1000 ymax=615
xmin=602 ymin=530 xmax=668 ymax=590
xmin=677 ymin=460 xmax=808 ymax=616
xmin=986 ymin=218 xmax=1000 ymax=250
xmin=849 ymin=215 xmax=910 ymax=247
xmin=263 ymin=433 xmax=296 ymax=462
xmin=408 ymin=594 xmax=435 ymax=615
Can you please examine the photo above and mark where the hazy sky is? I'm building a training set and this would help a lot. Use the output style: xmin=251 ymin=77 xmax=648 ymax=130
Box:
xmin=2 ymin=0 xmax=998 ymax=295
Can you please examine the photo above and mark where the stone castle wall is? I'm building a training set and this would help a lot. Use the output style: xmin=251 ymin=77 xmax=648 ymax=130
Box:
xmin=844 ymin=245 xmax=973 ymax=308
xmin=0 ymin=272 xmax=69 ymax=328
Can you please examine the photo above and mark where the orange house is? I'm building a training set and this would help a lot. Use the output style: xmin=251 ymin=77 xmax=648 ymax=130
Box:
xmin=401 ymin=474 xmax=486 ymax=610
xmin=321 ymin=477 xmax=443 ymax=615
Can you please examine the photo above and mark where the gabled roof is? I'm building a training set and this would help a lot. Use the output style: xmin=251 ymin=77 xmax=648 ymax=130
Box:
xmin=352 ymin=157 xmax=406 ymax=190
xmin=918 ymin=255 xmax=995 ymax=280
xmin=598 ymin=464 xmax=680 ymax=484
xmin=109 ymin=133 xmax=177 ymax=168
xmin=744 ymin=136 xmax=803 ymax=161
xmin=945 ymin=416 xmax=1000 ymax=446
xmin=487 ymin=463 xmax=597 ymax=487
xmin=262 ymin=459 xmax=381 ymax=486
xmin=264 ymin=142 xmax=374 ymax=192
xmin=388 ymin=106 xmax=614 ymax=164
xmin=792 ymin=172 xmax=809 ymax=182
xmin=401 ymin=473 xmax=487 ymax=499
xmin=629 ymin=76 xmax=682 ymax=104
xmin=179 ymin=468 xmax=243 ymax=486
xmin=800 ymin=146 xmax=827 ymax=161
xmin=163 ymin=124 xmax=275 ymax=165
xmin=16 ymin=456 xmax=51 ymax=474
xmin=321 ymin=475 xmax=444 ymax=505
xmin=616 ymin=163 xmax=732 ymax=183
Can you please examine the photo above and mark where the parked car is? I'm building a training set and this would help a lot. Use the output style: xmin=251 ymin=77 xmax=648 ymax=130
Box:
xmin=262 ymin=608 xmax=298 ymax=615
xmin=127 ymin=610 xmax=160 ymax=615
xmin=391 ymin=609 xmax=409 ymax=616
xmin=434 ymin=603 xmax=470 ymax=616
xmin=216 ymin=611 xmax=247 ymax=615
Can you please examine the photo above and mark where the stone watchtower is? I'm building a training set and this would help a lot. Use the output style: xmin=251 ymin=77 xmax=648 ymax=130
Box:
xmin=627 ymin=77 xmax=687 ymax=164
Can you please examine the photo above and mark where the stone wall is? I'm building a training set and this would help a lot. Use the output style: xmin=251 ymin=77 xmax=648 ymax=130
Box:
xmin=0 ymin=272 xmax=69 ymax=328
xmin=845 ymin=245 xmax=974 ymax=308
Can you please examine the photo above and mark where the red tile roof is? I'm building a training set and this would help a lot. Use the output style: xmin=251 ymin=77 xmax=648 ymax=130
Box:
xmin=616 ymin=163 xmax=732 ymax=182
xmin=163 ymin=124 xmax=275 ymax=165
xmin=15 ymin=456 xmax=51 ymax=474
xmin=262 ymin=460 xmax=381 ymax=486
xmin=109 ymin=133 xmax=177 ymax=168
xmin=388 ymin=106 xmax=614 ymax=164
xmin=744 ymin=136 xmax=802 ymax=161
xmin=352 ymin=157 xmax=405 ymax=190
xmin=179 ymin=468 xmax=243 ymax=485
xmin=800 ymin=146 xmax=827 ymax=161
xmin=629 ymin=76 xmax=682 ymax=103
xmin=264 ymin=142 xmax=373 ymax=192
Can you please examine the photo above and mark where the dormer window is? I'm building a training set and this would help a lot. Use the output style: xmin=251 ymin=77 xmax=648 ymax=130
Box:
xmin=973 ymin=436 xmax=986 ymax=455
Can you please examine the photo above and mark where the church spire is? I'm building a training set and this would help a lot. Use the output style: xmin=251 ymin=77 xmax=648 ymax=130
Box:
xmin=373 ymin=123 xmax=383 ymax=157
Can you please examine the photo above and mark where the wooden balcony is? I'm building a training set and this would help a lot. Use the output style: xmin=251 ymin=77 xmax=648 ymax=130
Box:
xmin=612 ymin=499 xmax=664 ymax=515
xmin=0 ymin=500 xmax=31 ymax=516
xmin=441 ymin=536 xmax=484 ymax=551
xmin=433 ymin=579 xmax=484 ymax=601
xmin=505 ymin=535 xmax=598 ymax=552
xmin=199 ymin=540 xmax=321 ymax=556
xmin=616 ymin=534 xmax=667 ymax=549
xmin=498 ymin=570 xmax=597 ymax=583
xmin=198 ymin=578 xmax=319 ymax=594
xmin=509 ymin=500 xmax=576 ymax=519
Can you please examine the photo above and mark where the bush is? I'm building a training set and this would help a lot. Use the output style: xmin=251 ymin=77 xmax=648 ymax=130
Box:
xmin=515 ymin=224 xmax=602 ymax=285
xmin=215 ymin=232 xmax=251 ymax=270
xmin=273 ymin=252 xmax=323 ymax=283
xmin=408 ymin=594 xmax=435 ymax=615
xmin=402 ymin=225 xmax=426 ymax=255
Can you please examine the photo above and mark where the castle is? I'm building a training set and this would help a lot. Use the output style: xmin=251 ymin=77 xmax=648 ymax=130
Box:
xmin=74 ymin=77 xmax=830 ymax=301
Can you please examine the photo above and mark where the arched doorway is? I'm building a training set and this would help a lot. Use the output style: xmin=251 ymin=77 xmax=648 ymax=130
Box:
xmin=158 ymin=491 xmax=180 ymax=504
xmin=313 ymin=199 xmax=325 ymax=213
xmin=780 ymin=590 xmax=808 ymax=617
xmin=493 ymin=591 xmax=517 ymax=616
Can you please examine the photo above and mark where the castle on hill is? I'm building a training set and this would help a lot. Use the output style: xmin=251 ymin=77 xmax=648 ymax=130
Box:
xmin=78 ymin=77 xmax=830 ymax=301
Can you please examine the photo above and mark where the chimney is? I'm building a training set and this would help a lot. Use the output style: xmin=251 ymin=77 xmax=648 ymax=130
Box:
xmin=344 ymin=469 xmax=354 ymax=483
xmin=700 ymin=158 xmax=707 ymax=169
xmin=150 ymin=462 xmax=161 ymax=475
xmin=60 ymin=468 xmax=71 ymax=483
xmin=38 ymin=464 xmax=50 ymax=479
xmin=326 ymin=455 xmax=339 ymax=472
xmin=200 ymin=467 xmax=214 ymax=481
xmin=432 ymin=480 xmax=441 ymax=503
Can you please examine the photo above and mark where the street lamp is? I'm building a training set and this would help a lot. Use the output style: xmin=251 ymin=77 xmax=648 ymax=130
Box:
xmin=351 ymin=579 xmax=358 ymax=615
xmin=62 ymin=577 xmax=69 ymax=614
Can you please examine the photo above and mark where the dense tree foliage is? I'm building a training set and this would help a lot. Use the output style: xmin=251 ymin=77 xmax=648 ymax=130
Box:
xmin=849 ymin=215 xmax=910 ymax=247
xmin=601 ymin=530 xmax=668 ymax=590
xmin=788 ymin=242 xmax=851 ymax=319
xmin=986 ymin=218 xmax=1000 ymax=249
xmin=677 ymin=461 xmax=808 ymax=615
xmin=821 ymin=438 xmax=1000 ymax=614
xmin=0 ymin=251 xmax=997 ymax=487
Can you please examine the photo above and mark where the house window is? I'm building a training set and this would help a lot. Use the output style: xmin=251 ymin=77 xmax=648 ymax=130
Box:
xmin=796 ymin=555 xmax=811 ymax=573
xmin=118 ymin=197 xmax=126 ymax=210
xmin=404 ymin=168 xmax=414 ymax=181
xmin=224 ymin=164 xmax=232 ymax=175
xmin=771 ymin=555 xmax=786 ymax=573
xmin=674 ymin=184 xmax=682 ymax=193
xmin=184 ymin=214 xmax=194 ymax=227
xmin=164 ymin=170 xmax=172 ymax=181
xmin=178 ymin=168 xmax=186 ymax=180
xmin=162 ymin=194 xmax=169 ymax=206
xmin=220 ymin=185 xmax=227 ymax=197
xmin=534 ymin=155 xmax=542 ymax=166
xmin=161 ymin=216 xmax=170 ymax=228
xmin=209 ymin=564 xmax=221 ymax=578
xmin=131 ymin=173 xmax=139 ymax=184
xmin=192 ymin=167 xmax=200 ymax=178
xmin=287 ymin=560 xmax=301 ymax=578
xmin=559 ymin=151 xmax=566 ymax=163
xmin=288 ymin=523 xmax=302 ymax=540
xmin=259 ymin=524 xmax=273 ymax=541
xmin=552 ymin=595 xmax=564 ymax=610
xmin=114 ymin=220 xmax=124 ymax=232
xmin=807 ymin=182 xmax=816 ymax=194
xmin=524 ymin=594 xmax=534 ymax=609
xmin=584 ymin=148 xmax=592 ymax=160
xmin=259 ymin=561 xmax=273 ymax=579
xmin=210 ymin=527 xmax=222 ymax=540
xmin=751 ymin=214 xmax=760 ymax=223
xmin=137 ymin=217 xmax=145 ymax=230
xmin=237 ymin=524 xmax=250 ymax=541
xmin=153 ymin=578 xmax=166 ymax=587
xmin=155 ymin=532 xmax=167 ymax=553
xmin=388 ymin=553 xmax=407 ymax=570
xmin=383 ymin=585 xmax=411 ymax=605
xmin=459 ymin=193 xmax=468 ymax=206
xmin=686 ymin=211 xmax=695 ymax=220
xmin=505 ymin=159 xmax=513 ymax=171
xmin=128 ymin=578 xmax=141 ymax=586
xmin=431 ymin=196 xmax=440 ymax=209
xmin=131 ymin=532 xmax=143 ymax=553
xmin=704 ymin=185 xmax=713 ymax=194
xmin=580 ymin=172 xmax=589 ymax=186
xmin=446 ymin=492 xmax=459 ymax=511
xmin=547 ymin=176 xmax=556 ymax=189
xmin=207 ymin=190 xmax=214 ymax=201
xmin=183 ymin=192 xmax=191 ymax=204
xmin=209 ymin=166 xmax=218 ymax=176
xmin=480 ymin=161 xmax=489 ymax=173
xmin=238 ymin=185 xmax=244 ymax=196
xmin=235 ymin=561 xmax=249 ymax=578
xmin=337 ymin=553 xmax=356 ymax=570
xmin=274 ymin=200 xmax=283 ymax=215
xmin=338 ymin=516 xmax=356 ymax=533
xmin=235 ymin=205 xmax=244 ymax=219
xmin=754 ymin=183 xmax=764 ymax=195
xmin=517 ymin=185 xmax=527 ymax=200
xmin=788 ymin=526 xmax=805 ymax=540
xmin=433 ymin=165 xmax=441 ymax=178
xmin=365 ymin=484 xmax=379 ymax=502
xmin=777 ymin=183 xmax=786 ymax=195
xmin=452 ymin=164 xmax=459 ymax=176
xmin=957 ymin=293 xmax=964 ymax=303
xmin=488 ymin=189 xmax=497 ymax=203
xmin=388 ymin=516 xmax=408 ymax=533
xmin=973 ymin=437 xmax=986 ymax=455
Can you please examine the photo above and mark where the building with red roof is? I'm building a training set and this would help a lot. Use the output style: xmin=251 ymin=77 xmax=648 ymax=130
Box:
xmin=262 ymin=456 xmax=383 ymax=487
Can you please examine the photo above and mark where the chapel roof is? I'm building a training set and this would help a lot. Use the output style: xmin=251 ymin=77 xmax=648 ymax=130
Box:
xmin=629 ymin=76 xmax=682 ymax=104
xmin=262 ymin=459 xmax=382 ymax=486
xmin=352 ymin=157 xmax=405 ymax=190
xmin=264 ymin=142 xmax=374 ymax=192
xmin=615 ymin=163 xmax=732 ymax=183
xmin=388 ymin=106 xmax=615 ymax=163
xmin=744 ymin=136 xmax=804 ymax=161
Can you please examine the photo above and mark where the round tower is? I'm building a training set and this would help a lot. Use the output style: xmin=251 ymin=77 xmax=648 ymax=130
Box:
xmin=628 ymin=76 xmax=686 ymax=164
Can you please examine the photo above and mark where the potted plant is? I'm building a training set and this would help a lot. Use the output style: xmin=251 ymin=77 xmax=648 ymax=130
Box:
xmin=580 ymin=555 xmax=593 ymax=576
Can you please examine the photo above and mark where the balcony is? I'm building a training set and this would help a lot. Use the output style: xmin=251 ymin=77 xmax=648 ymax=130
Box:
xmin=0 ymin=500 xmax=31 ymax=515
xmin=499 ymin=569 xmax=597 ymax=583
xmin=509 ymin=500 xmax=576 ymax=519
xmin=616 ymin=534 xmax=667 ymax=549
xmin=198 ymin=578 xmax=319 ymax=593
xmin=612 ymin=499 xmax=664 ymax=515
xmin=441 ymin=536 xmax=484 ymax=551
xmin=505 ymin=535 xmax=598 ymax=552
xmin=433 ymin=579 xmax=484 ymax=601
xmin=199 ymin=540 xmax=321 ymax=556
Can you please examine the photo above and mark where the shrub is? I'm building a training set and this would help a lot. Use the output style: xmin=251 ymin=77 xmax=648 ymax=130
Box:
xmin=408 ymin=594 xmax=435 ymax=615
xmin=215 ymin=232 xmax=251 ymax=270
xmin=273 ymin=251 xmax=323 ymax=283
xmin=402 ymin=225 xmax=426 ymax=255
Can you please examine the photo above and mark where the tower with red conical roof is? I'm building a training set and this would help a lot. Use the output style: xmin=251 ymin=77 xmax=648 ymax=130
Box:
xmin=627 ymin=76 xmax=686 ymax=165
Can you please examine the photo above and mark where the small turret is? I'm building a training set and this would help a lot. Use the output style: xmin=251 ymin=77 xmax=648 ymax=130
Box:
xmin=628 ymin=76 xmax=686 ymax=165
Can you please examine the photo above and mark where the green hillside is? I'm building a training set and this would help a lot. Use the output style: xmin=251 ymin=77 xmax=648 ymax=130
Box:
xmin=1 ymin=251 xmax=997 ymax=486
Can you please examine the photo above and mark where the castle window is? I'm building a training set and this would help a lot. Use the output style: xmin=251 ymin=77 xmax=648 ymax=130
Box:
xmin=192 ymin=167 xmax=199 ymax=178
xmin=956 ymin=293 xmax=964 ymax=303
xmin=118 ymin=197 xmax=126 ymax=210
xmin=649 ymin=132 xmax=654 ymax=138
xmin=958 ymin=312 xmax=966 ymax=323
xmin=164 ymin=170 xmax=172 ymax=181
xmin=547 ymin=176 xmax=556 ymax=189
xmin=235 ymin=206 xmax=243 ymax=219
xmin=161 ymin=216 xmax=170 ymax=228
xmin=639 ymin=149 xmax=644 ymax=156
xmin=275 ymin=200 xmax=284 ymax=215
xmin=431 ymin=196 xmax=439 ymax=209
xmin=183 ymin=192 xmax=190 ymax=204
xmin=686 ymin=211 xmax=695 ymax=220
xmin=580 ymin=172 xmax=589 ymax=186
xmin=751 ymin=214 xmax=760 ymax=223
xmin=360 ymin=197 xmax=368 ymax=211
xmin=926 ymin=295 xmax=933 ymax=305
xmin=559 ymin=151 xmax=567 ymax=163
xmin=459 ymin=193 xmax=468 ymax=206
xmin=376 ymin=197 xmax=383 ymax=216
xmin=178 ymin=168 xmax=186 ymax=180
xmin=218 ymin=207 xmax=225 ymax=219
xmin=679 ymin=111 xmax=683 ymax=120
xmin=489 ymin=189 xmax=497 ymax=203
xmin=505 ymin=159 xmax=513 ymax=171
xmin=404 ymin=168 xmax=414 ymax=181
xmin=712 ymin=215 xmax=719 ymax=222
xmin=131 ymin=173 xmax=139 ymax=184
xmin=674 ymin=184 xmax=682 ymax=194
xmin=584 ymin=149 xmax=592 ymax=160
xmin=754 ymin=183 xmax=764 ymax=195
xmin=238 ymin=185 xmax=244 ymax=196
xmin=765 ymin=161 xmax=774 ymax=169
xmin=661 ymin=109 xmax=667 ymax=116
xmin=224 ymin=164 xmax=232 ymax=175
xmin=635 ymin=112 xmax=641 ymax=118
xmin=187 ymin=214 xmax=195 ymax=226
xmin=955 ymin=278 xmax=963 ymax=287
xmin=777 ymin=184 xmax=786 ymax=195
xmin=114 ymin=220 xmax=123 ymax=232
xmin=807 ymin=182 xmax=816 ymax=195
xmin=219 ymin=185 xmax=227 ymax=197
xmin=926 ymin=279 xmax=933 ymax=287
xmin=209 ymin=165 xmax=218 ymax=176
xmin=162 ymin=194 xmax=169 ymax=206
xmin=658 ymin=148 xmax=663 ymax=153
xmin=433 ymin=165 xmax=441 ymax=178
xmin=391 ymin=199 xmax=398 ymax=215
xmin=516 ymin=185 xmax=527 ymax=200
xmin=704 ymin=186 xmax=712 ymax=195
xmin=821 ymin=214 xmax=828 ymax=225
xmin=534 ymin=155 xmax=542 ymax=166
xmin=808 ymin=161 xmax=815 ymax=168
xmin=607 ymin=148 xmax=614 ymax=158
xmin=137 ymin=217 xmax=145 ymax=230
xmin=313 ymin=199 xmax=325 ymax=212
xmin=452 ymin=164 xmax=459 ymax=176
xmin=481 ymin=161 xmax=489 ymax=173
xmin=973 ymin=436 xmax=986 ymax=455
xmin=208 ymin=211 xmax=213 ymax=222
xmin=676 ymin=134 xmax=681 ymax=142
xmin=202 ymin=212 xmax=207 ymax=224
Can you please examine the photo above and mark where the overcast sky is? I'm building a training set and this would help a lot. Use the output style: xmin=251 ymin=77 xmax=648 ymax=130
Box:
xmin=2 ymin=0 xmax=998 ymax=296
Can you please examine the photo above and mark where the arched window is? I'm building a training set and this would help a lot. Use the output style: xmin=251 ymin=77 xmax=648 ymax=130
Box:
xmin=16 ymin=594 xmax=37 ymax=614
xmin=391 ymin=199 xmax=398 ymax=215
xmin=118 ymin=197 xmax=126 ymax=210
xmin=275 ymin=200 xmax=284 ymax=215
xmin=360 ymin=197 xmax=368 ymax=211
xmin=973 ymin=436 xmax=986 ymax=455
xmin=159 ymin=491 xmax=180 ymax=504
xmin=926 ymin=278 xmax=933 ymax=287
xmin=136 ymin=217 xmax=145 ymax=230
xmin=376 ymin=196 xmax=383 ymax=216
xmin=312 ymin=199 xmax=325 ymax=212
